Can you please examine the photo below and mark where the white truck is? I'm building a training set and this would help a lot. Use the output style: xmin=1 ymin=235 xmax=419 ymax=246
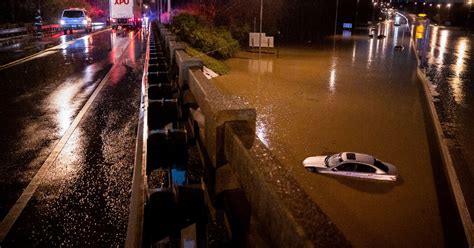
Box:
xmin=110 ymin=0 xmax=142 ymax=29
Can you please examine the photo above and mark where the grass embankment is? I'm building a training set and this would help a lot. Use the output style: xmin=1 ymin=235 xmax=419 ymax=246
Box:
xmin=185 ymin=46 xmax=230 ymax=75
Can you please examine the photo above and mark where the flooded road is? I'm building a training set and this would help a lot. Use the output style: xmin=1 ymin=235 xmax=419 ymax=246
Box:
xmin=0 ymin=28 xmax=144 ymax=246
xmin=213 ymin=22 xmax=464 ymax=247
xmin=424 ymin=27 xmax=474 ymax=220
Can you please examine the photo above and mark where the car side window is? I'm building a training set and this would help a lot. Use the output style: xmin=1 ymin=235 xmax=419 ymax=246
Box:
xmin=336 ymin=163 xmax=355 ymax=171
xmin=355 ymin=164 xmax=376 ymax=173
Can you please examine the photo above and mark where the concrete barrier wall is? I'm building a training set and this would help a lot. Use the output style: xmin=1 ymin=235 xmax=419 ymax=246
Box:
xmin=225 ymin=122 xmax=349 ymax=247
xmin=157 ymin=24 xmax=349 ymax=246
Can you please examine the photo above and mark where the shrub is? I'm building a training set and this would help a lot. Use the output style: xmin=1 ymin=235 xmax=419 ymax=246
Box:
xmin=170 ymin=13 xmax=239 ymax=59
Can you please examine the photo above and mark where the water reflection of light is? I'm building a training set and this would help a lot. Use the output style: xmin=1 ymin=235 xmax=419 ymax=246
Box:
xmin=50 ymin=83 xmax=77 ymax=135
xmin=129 ymin=31 xmax=136 ymax=64
xmin=61 ymin=35 xmax=68 ymax=56
xmin=248 ymin=59 xmax=273 ymax=74
xmin=437 ymin=30 xmax=449 ymax=64
xmin=110 ymin=32 xmax=117 ymax=63
xmin=450 ymin=39 xmax=469 ymax=104
xmin=329 ymin=57 xmax=337 ymax=93
xmin=257 ymin=119 xmax=270 ymax=147
xmin=352 ymin=42 xmax=357 ymax=65
xmin=342 ymin=30 xmax=352 ymax=39
xmin=393 ymin=26 xmax=399 ymax=47
xmin=80 ymin=36 xmax=90 ymax=54
xmin=381 ymin=23 xmax=389 ymax=54
xmin=49 ymin=64 xmax=96 ymax=134
xmin=430 ymin=26 xmax=439 ymax=55
xmin=368 ymin=37 xmax=374 ymax=68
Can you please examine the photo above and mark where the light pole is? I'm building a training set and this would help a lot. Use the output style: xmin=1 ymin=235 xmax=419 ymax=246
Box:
xmin=258 ymin=0 xmax=263 ymax=59
xmin=468 ymin=1 xmax=473 ymax=29
xmin=355 ymin=0 xmax=360 ymax=27
xmin=372 ymin=2 xmax=377 ymax=23
xmin=334 ymin=0 xmax=339 ymax=38
xmin=437 ymin=4 xmax=441 ymax=23
xmin=447 ymin=3 xmax=452 ymax=23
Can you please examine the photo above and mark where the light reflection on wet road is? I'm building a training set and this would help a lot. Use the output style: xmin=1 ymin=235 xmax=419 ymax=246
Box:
xmin=425 ymin=26 xmax=474 ymax=221
xmin=0 ymin=28 xmax=143 ymax=246
xmin=213 ymin=21 xmax=461 ymax=247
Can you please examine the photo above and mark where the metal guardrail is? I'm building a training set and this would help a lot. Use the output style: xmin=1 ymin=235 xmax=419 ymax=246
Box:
xmin=125 ymin=24 xmax=150 ymax=248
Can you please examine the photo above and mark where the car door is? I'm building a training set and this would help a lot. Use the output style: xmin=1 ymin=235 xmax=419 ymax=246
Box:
xmin=354 ymin=163 xmax=376 ymax=179
xmin=334 ymin=163 xmax=356 ymax=177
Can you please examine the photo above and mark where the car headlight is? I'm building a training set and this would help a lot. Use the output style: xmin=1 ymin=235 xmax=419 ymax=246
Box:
xmin=82 ymin=20 xmax=88 ymax=25
xmin=60 ymin=20 xmax=65 ymax=25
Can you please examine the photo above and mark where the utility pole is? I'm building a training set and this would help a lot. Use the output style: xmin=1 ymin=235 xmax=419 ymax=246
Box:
xmin=355 ymin=0 xmax=360 ymax=27
xmin=258 ymin=0 xmax=263 ymax=59
xmin=468 ymin=1 xmax=473 ymax=30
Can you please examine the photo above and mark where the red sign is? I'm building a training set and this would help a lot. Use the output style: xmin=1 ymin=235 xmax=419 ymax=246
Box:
xmin=114 ymin=0 xmax=129 ymax=5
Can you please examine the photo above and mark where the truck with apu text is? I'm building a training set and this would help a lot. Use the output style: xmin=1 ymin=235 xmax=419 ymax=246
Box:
xmin=110 ymin=0 xmax=142 ymax=29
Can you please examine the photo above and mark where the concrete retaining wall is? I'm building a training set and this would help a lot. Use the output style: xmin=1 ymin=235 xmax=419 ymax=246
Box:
xmin=156 ymin=24 xmax=350 ymax=247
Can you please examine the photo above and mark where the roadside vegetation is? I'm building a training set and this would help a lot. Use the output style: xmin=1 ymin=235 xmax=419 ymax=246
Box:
xmin=169 ymin=12 xmax=240 ymax=74
xmin=185 ymin=46 xmax=230 ymax=75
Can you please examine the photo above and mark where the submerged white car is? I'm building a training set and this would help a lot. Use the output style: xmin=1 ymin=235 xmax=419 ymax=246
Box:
xmin=303 ymin=152 xmax=398 ymax=182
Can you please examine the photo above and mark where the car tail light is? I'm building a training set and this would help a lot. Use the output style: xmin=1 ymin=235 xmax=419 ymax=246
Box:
xmin=111 ymin=18 xmax=116 ymax=23
xmin=128 ymin=18 xmax=133 ymax=22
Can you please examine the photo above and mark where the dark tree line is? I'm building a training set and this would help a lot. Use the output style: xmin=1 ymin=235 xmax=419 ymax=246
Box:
xmin=174 ymin=0 xmax=373 ymax=42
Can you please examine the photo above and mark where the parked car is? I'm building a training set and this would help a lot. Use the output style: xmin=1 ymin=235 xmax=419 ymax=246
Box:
xmin=60 ymin=8 xmax=92 ymax=35
xmin=303 ymin=152 xmax=398 ymax=182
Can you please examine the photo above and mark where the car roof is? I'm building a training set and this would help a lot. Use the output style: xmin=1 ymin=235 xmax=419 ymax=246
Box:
xmin=63 ymin=8 xmax=86 ymax=12
xmin=341 ymin=152 xmax=375 ymax=164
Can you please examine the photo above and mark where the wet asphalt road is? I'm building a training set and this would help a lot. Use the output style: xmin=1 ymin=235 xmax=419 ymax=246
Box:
xmin=0 ymin=28 xmax=144 ymax=246
xmin=424 ymin=27 xmax=474 ymax=219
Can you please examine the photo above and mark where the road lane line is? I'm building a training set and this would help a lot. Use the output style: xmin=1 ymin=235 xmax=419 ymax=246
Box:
xmin=0 ymin=29 xmax=141 ymax=242
xmin=0 ymin=28 xmax=111 ymax=71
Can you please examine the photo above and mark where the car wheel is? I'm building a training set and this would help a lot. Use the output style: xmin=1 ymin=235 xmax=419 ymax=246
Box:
xmin=306 ymin=167 xmax=316 ymax=173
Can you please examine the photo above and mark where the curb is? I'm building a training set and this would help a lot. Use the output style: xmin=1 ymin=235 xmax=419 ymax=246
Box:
xmin=409 ymin=26 xmax=474 ymax=247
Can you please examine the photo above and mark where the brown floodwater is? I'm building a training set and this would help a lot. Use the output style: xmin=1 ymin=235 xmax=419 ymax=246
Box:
xmin=212 ymin=23 xmax=447 ymax=247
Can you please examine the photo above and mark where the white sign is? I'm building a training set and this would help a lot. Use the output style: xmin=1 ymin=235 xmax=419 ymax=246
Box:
xmin=249 ymin=32 xmax=274 ymax=48
xmin=110 ymin=0 xmax=134 ymax=18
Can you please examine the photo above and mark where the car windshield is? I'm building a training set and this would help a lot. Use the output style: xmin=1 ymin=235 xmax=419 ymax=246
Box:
xmin=63 ymin=11 xmax=84 ymax=18
xmin=326 ymin=153 xmax=342 ymax=167
xmin=373 ymin=159 xmax=389 ymax=172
